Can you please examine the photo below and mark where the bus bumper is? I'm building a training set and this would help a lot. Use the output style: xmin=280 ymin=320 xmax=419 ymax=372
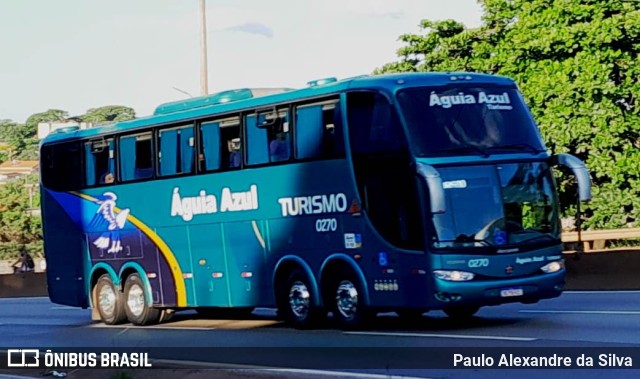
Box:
xmin=430 ymin=270 xmax=565 ymax=308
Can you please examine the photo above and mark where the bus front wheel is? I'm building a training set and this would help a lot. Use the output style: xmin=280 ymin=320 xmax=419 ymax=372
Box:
xmin=94 ymin=274 xmax=126 ymax=325
xmin=123 ymin=273 xmax=161 ymax=326
xmin=278 ymin=269 xmax=324 ymax=329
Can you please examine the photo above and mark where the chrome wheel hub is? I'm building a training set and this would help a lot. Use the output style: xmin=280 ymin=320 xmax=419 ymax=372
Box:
xmin=336 ymin=280 xmax=358 ymax=319
xmin=98 ymin=284 xmax=116 ymax=317
xmin=127 ymin=283 xmax=145 ymax=317
xmin=288 ymin=281 xmax=310 ymax=319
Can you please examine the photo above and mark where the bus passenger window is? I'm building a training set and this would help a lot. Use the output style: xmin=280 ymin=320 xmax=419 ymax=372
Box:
xmin=84 ymin=139 xmax=115 ymax=186
xmin=120 ymin=132 xmax=154 ymax=181
xmin=221 ymin=119 xmax=241 ymax=170
xmin=201 ymin=117 xmax=242 ymax=171
xmin=295 ymin=100 xmax=344 ymax=160
xmin=246 ymin=113 xmax=268 ymax=165
xmin=159 ymin=125 xmax=194 ymax=176
xmin=267 ymin=111 xmax=290 ymax=163
xmin=245 ymin=109 xmax=291 ymax=166
xmin=200 ymin=121 xmax=221 ymax=171
xmin=227 ymin=138 xmax=242 ymax=168
xmin=323 ymin=102 xmax=344 ymax=158
xmin=269 ymin=132 xmax=288 ymax=162
xmin=41 ymin=142 xmax=83 ymax=191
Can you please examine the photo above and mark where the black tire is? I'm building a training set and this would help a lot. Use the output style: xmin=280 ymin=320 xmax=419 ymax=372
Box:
xmin=197 ymin=307 xmax=255 ymax=319
xmin=159 ymin=309 xmax=175 ymax=323
xmin=444 ymin=306 xmax=480 ymax=319
xmin=94 ymin=274 xmax=126 ymax=325
xmin=277 ymin=269 xmax=324 ymax=329
xmin=123 ymin=273 xmax=161 ymax=326
xmin=330 ymin=269 xmax=372 ymax=330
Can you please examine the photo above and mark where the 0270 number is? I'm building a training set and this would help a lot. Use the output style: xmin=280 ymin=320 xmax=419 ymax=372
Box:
xmin=315 ymin=218 xmax=337 ymax=233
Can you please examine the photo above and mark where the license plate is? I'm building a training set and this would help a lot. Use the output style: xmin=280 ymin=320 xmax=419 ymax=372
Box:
xmin=500 ymin=288 xmax=524 ymax=297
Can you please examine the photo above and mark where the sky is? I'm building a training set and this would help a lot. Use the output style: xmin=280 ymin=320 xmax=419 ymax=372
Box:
xmin=0 ymin=0 xmax=483 ymax=123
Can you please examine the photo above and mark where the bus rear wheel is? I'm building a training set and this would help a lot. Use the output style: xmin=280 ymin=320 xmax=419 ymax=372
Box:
xmin=444 ymin=306 xmax=480 ymax=319
xmin=278 ymin=269 xmax=324 ymax=329
xmin=94 ymin=274 xmax=126 ymax=325
xmin=331 ymin=271 xmax=371 ymax=330
xmin=123 ymin=273 xmax=161 ymax=326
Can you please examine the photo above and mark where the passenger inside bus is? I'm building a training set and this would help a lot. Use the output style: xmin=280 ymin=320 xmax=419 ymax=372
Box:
xmin=228 ymin=138 xmax=242 ymax=168
xmin=100 ymin=172 xmax=115 ymax=184
xmin=269 ymin=132 xmax=289 ymax=162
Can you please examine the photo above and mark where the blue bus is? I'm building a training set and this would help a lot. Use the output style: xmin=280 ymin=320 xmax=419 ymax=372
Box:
xmin=39 ymin=73 xmax=591 ymax=329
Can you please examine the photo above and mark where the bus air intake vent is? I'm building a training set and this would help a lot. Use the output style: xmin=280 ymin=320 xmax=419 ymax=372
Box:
xmin=307 ymin=77 xmax=337 ymax=87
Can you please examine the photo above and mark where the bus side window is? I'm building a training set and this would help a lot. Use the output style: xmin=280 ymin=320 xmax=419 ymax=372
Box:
xmin=324 ymin=102 xmax=345 ymax=158
xmin=223 ymin=125 xmax=242 ymax=169
xmin=159 ymin=125 xmax=194 ymax=176
xmin=200 ymin=117 xmax=242 ymax=171
xmin=200 ymin=121 xmax=221 ymax=171
xmin=84 ymin=139 xmax=115 ymax=186
xmin=267 ymin=110 xmax=290 ymax=163
xmin=295 ymin=100 xmax=344 ymax=160
xmin=246 ymin=114 xmax=268 ymax=165
xmin=296 ymin=105 xmax=322 ymax=159
xmin=246 ymin=110 xmax=291 ymax=165
xmin=41 ymin=142 xmax=83 ymax=191
xmin=120 ymin=132 xmax=154 ymax=181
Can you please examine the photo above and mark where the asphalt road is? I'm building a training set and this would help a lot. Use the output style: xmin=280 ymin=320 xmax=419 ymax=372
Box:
xmin=1 ymin=292 xmax=640 ymax=378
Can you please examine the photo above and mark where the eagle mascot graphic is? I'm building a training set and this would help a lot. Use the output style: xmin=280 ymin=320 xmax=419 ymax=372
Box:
xmin=90 ymin=192 xmax=130 ymax=254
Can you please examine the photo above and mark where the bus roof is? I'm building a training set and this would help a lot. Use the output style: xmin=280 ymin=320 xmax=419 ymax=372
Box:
xmin=41 ymin=72 xmax=516 ymax=144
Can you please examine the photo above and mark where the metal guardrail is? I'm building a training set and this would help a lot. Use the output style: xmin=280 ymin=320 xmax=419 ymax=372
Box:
xmin=562 ymin=228 xmax=640 ymax=251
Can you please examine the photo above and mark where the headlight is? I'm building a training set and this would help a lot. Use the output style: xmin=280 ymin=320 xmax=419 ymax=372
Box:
xmin=433 ymin=270 xmax=475 ymax=281
xmin=540 ymin=260 xmax=564 ymax=273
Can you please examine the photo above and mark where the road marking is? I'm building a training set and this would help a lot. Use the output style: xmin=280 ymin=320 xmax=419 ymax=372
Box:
xmin=0 ymin=296 xmax=49 ymax=301
xmin=520 ymin=310 xmax=640 ymax=315
xmin=151 ymin=359 xmax=430 ymax=378
xmin=262 ymin=369 xmax=430 ymax=379
xmin=345 ymin=331 xmax=536 ymax=341
xmin=90 ymin=319 xmax=279 ymax=330
xmin=564 ymin=290 xmax=640 ymax=294
xmin=91 ymin=324 xmax=217 ymax=331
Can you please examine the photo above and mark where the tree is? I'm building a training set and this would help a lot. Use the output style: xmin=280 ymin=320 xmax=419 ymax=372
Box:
xmin=0 ymin=119 xmax=33 ymax=161
xmin=0 ymin=175 xmax=42 ymax=260
xmin=378 ymin=0 xmax=640 ymax=229
xmin=15 ymin=109 xmax=70 ymax=160
xmin=82 ymin=105 xmax=135 ymax=124
xmin=0 ymin=176 xmax=41 ymax=244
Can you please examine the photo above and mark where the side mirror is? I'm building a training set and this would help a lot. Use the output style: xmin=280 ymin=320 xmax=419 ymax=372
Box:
xmin=552 ymin=153 xmax=592 ymax=202
xmin=416 ymin=162 xmax=446 ymax=214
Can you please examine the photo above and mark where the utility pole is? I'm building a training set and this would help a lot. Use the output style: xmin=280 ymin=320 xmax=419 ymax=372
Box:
xmin=199 ymin=0 xmax=209 ymax=96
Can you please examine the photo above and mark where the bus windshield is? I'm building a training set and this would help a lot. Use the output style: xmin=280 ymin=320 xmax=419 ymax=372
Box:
xmin=397 ymin=86 xmax=546 ymax=157
xmin=431 ymin=162 xmax=560 ymax=251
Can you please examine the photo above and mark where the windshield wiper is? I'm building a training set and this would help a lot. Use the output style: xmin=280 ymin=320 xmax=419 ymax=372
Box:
xmin=486 ymin=143 xmax=544 ymax=155
xmin=432 ymin=145 xmax=490 ymax=158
